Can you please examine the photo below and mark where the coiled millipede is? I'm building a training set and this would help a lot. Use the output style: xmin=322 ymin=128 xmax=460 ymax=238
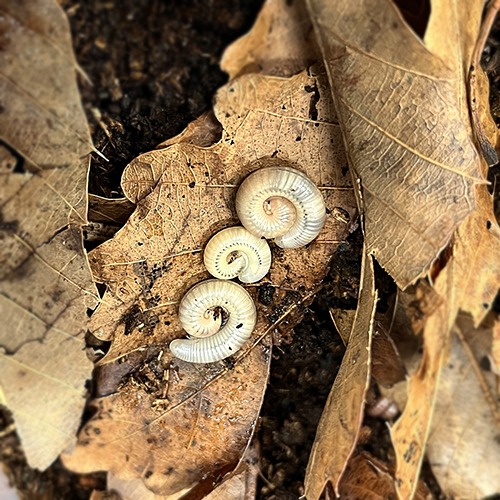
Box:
xmin=169 ymin=279 xmax=257 ymax=363
xmin=204 ymin=226 xmax=272 ymax=283
xmin=235 ymin=164 xmax=326 ymax=248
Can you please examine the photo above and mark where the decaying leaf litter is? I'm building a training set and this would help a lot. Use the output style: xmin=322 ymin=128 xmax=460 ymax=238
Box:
xmin=0 ymin=0 xmax=98 ymax=471
xmin=1 ymin=0 xmax=500 ymax=499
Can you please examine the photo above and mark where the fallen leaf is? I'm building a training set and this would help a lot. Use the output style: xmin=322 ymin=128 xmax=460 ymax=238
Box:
xmin=220 ymin=0 xmax=319 ymax=79
xmin=371 ymin=322 xmax=406 ymax=387
xmin=155 ymin=111 xmax=222 ymax=150
xmin=0 ymin=0 xmax=96 ymax=469
xmin=305 ymin=249 xmax=376 ymax=499
xmin=467 ymin=0 xmax=500 ymax=165
xmin=86 ymin=195 xmax=135 ymax=245
xmin=390 ymin=163 xmax=500 ymax=499
xmin=390 ymin=263 xmax=454 ymax=499
xmin=88 ymin=195 xmax=135 ymax=226
xmin=107 ymin=471 xmax=192 ymax=500
xmin=423 ymin=315 xmax=500 ymax=499
xmin=338 ymin=452 xmax=431 ymax=500
xmin=386 ymin=312 xmax=500 ymax=499
xmin=448 ymin=184 xmax=500 ymax=325
xmin=204 ymin=442 xmax=260 ymax=500
xmin=63 ymin=69 xmax=357 ymax=495
xmin=305 ymin=0 xmax=485 ymax=288
xmin=492 ymin=319 xmax=500 ymax=377
xmin=329 ymin=308 xmax=355 ymax=345
xmin=107 ymin=441 xmax=259 ymax=500
xmin=329 ymin=306 xmax=404 ymax=388
xmin=121 ymin=68 xmax=350 ymax=205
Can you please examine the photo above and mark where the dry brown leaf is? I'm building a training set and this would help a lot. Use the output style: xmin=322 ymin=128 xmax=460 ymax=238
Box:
xmin=108 ymin=442 xmax=259 ymax=500
xmin=426 ymin=0 xmax=500 ymax=324
xmin=121 ymin=68 xmax=350 ymax=205
xmin=155 ymin=111 xmax=222 ymax=151
xmin=305 ymin=0 xmax=485 ymax=289
xmin=107 ymin=472 xmax=190 ymax=500
xmin=0 ymin=0 xmax=96 ymax=469
xmin=220 ymin=0 xmax=319 ymax=79
xmin=330 ymin=310 xmax=405 ymax=387
xmin=86 ymin=195 xmax=135 ymax=245
xmin=329 ymin=307 xmax=355 ymax=345
xmin=338 ymin=452 xmax=431 ymax=500
xmin=63 ymin=69 xmax=357 ymax=495
xmin=469 ymin=67 xmax=499 ymax=166
xmin=371 ymin=322 xmax=406 ymax=387
xmin=466 ymin=0 xmax=500 ymax=165
xmin=390 ymin=264 xmax=454 ymax=499
xmin=305 ymin=250 xmax=376 ymax=499
xmin=204 ymin=443 xmax=259 ymax=500
xmin=89 ymin=492 xmax=121 ymax=500
xmin=391 ymin=178 xmax=500 ymax=499
xmin=493 ymin=319 xmax=500 ymax=377
xmin=390 ymin=225 xmax=500 ymax=498
xmin=88 ymin=195 xmax=135 ymax=226
xmin=424 ymin=316 xmax=500 ymax=499
xmin=386 ymin=313 xmax=500 ymax=499
xmin=449 ymin=185 xmax=500 ymax=325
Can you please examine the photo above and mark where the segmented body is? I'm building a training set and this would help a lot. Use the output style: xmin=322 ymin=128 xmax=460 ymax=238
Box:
xmin=204 ymin=226 xmax=272 ymax=283
xmin=235 ymin=165 xmax=326 ymax=248
xmin=169 ymin=279 xmax=257 ymax=363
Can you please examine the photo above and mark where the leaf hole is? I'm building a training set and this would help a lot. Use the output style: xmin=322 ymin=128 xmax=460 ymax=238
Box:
xmin=392 ymin=0 xmax=431 ymax=38
xmin=0 ymin=140 xmax=25 ymax=174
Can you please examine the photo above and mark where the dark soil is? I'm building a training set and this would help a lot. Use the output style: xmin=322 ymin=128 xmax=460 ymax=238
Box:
xmin=68 ymin=0 xmax=265 ymax=198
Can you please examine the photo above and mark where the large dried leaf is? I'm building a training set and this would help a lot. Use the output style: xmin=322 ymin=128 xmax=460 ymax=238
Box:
xmin=63 ymin=69 xmax=357 ymax=495
xmin=305 ymin=250 xmax=376 ymax=499
xmin=0 ymin=0 xmax=96 ymax=469
xmin=390 ymin=180 xmax=500 ymax=498
xmin=108 ymin=442 xmax=259 ymax=500
xmin=107 ymin=472 xmax=190 ymax=500
xmin=426 ymin=316 xmax=500 ymax=499
xmin=204 ymin=443 xmax=259 ymax=500
xmin=220 ymin=0 xmax=319 ymax=79
xmin=305 ymin=0 xmax=485 ymax=288
xmin=449 ymin=184 xmax=500 ymax=325
xmin=338 ymin=452 xmax=431 ymax=500
xmin=390 ymin=264 xmax=454 ymax=498
xmin=386 ymin=313 xmax=500 ymax=498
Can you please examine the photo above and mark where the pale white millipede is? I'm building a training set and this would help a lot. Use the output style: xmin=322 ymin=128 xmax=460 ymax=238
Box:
xmin=235 ymin=164 xmax=326 ymax=248
xmin=169 ymin=279 xmax=257 ymax=363
xmin=203 ymin=226 xmax=272 ymax=283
